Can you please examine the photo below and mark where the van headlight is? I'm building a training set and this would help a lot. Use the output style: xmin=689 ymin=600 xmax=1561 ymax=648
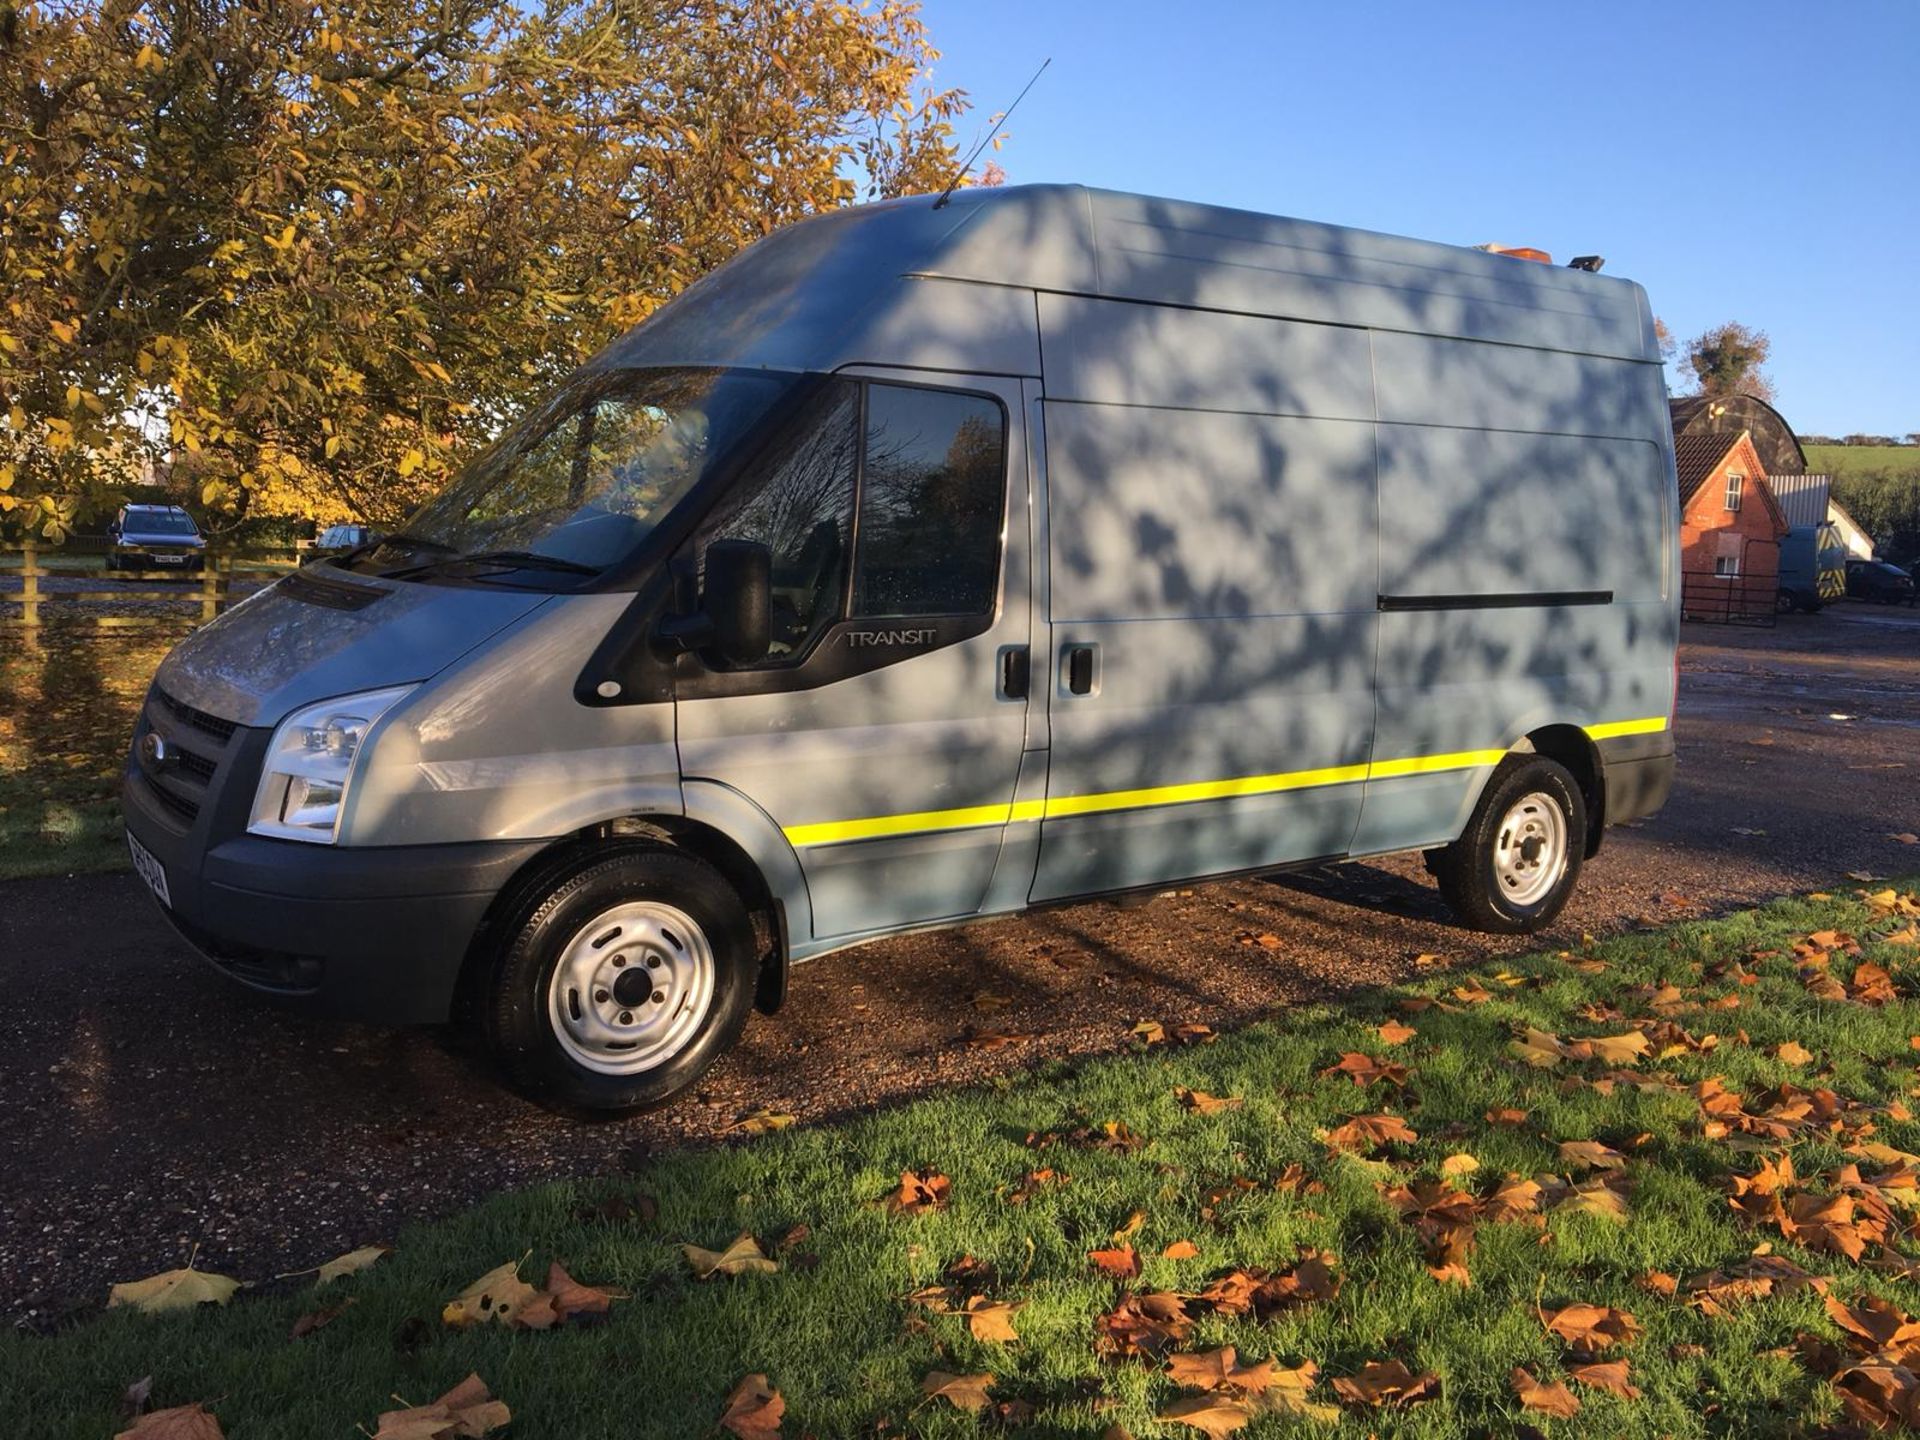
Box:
xmin=248 ymin=686 xmax=413 ymax=843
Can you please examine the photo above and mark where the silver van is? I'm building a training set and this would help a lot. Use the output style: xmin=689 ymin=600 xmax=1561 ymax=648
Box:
xmin=122 ymin=185 xmax=1678 ymax=1110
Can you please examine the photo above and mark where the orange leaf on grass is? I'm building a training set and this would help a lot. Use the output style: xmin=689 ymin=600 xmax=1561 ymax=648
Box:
xmin=717 ymin=1375 xmax=784 ymax=1439
xmin=1090 ymin=1244 xmax=1142 ymax=1279
xmin=1331 ymin=1358 xmax=1441 ymax=1409
xmin=116 ymin=1405 xmax=225 ymax=1440
xmin=1511 ymin=1366 xmax=1581 ymax=1418
xmin=1377 ymin=1019 xmax=1418 ymax=1045
xmin=1569 ymin=1358 xmax=1642 ymax=1399
xmin=1543 ymin=1302 xmax=1642 ymax=1356
xmin=885 ymin=1170 xmax=951 ymax=1216
xmin=1324 ymin=1113 xmax=1418 ymax=1153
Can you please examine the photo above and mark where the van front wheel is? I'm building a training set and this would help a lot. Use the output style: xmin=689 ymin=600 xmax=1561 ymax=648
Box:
xmin=1432 ymin=755 xmax=1585 ymax=934
xmin=482 ymin=847 xmax=757 ymax=1112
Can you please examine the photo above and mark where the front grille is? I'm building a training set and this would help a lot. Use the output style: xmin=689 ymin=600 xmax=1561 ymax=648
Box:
xmin=143 ymin=776 xmax=201 ymax=822
xmin=137 ymin=686 xmax=243 ymax=828
xmin=153 ymin=688 xmax=237 ymax=745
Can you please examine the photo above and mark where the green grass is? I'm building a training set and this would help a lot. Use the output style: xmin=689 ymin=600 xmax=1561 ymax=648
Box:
xmin=9 ymin=885 xmax=1920 ymax=1437
xmin=1807 ymin=445 xmax=1920 ymax=480
xmin=0 ymin=631 xmax=170 ymax=879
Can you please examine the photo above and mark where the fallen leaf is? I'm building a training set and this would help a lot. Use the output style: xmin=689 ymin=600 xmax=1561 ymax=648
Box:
xmin=543 ymin=1261 xmax=622 ymax=1322
xmin=1776 ymin=1041 xmax=1815 ymax=1066
xmin=921 ymin=1371 xmax=995 ymax=1413
xmin=1543 ymin=1302 xmax=1642 ymax=1356
xmin=731 ymin=1108 xmax=796 ymax=1136
xmin=1569 ymin=1358 xmax=1641 ymax=1399
xmin=1176 ymin=1087 xmax=1243 ymax=1114
xmin=1486 ymin=1107 xmax=1529 ymax=1128
xmin=885 ymin=1170 xmax=951 ymax=1216
xmin=1162 ymin=1239 xmax=1200 ymax=1259
xmin=1157 ymin=1393 xmax=1252 ymax=1437
xmin=116 ymin=1404 xmax=224 ymax=1440
xmin=1511 ymin=1366 xmax=1581 ymax=1418
xmin=1166 ymin=1345 xmax=1277 ymax=1395
xmin=108 ymin=1266 xmax=242 ymax=1314
xmin=315 ymin=1244 xmax=390 ymax=1286
xmin=1377 ymin=1019 xmax=1418 ymax=1044
xmin=1891 ymin=833 xmax=1918 ymax=845
xmin=683 ymin=1234 xmax=779 ymax=1279
xmin=1131 ymin=1019 xmax=1167 ymax=1045
xmin=717 ymin=1374 xmax=784 ymax=1439
xmin=290 ymin=1298 xmax=353 ymax=1338
xmin=1558 ymin=1139 xmax=1628 ymax=1172
xmin=1325 ymin=1113 xmax=1418 ymax=1153
xmin=971 ymin=990 xmax=1013 ymax=1011
xmin=442 ymin=1262 xmax=551 ymax=1330
xmin=1587 ymin=1031 xmax=1651 ymax=1064
xmin=1440 ymin=1153 xmax=1480 ymax=1178
xmin=1090 ymin=1244 xmax=1142 ymax=1279
xmin=1112 ymin=1211 xmax=1145 ymax=1241
xmin=960 ymin=1296 xmax=1023 ymax=1343
xmin=1095 ymin=1290 xmax=1194 ymax=1358
xmin=372 ymin=1374 xmax=509 ymax=1440
xmin=1331 ymin=1358 xmax=1441 ymax=1409
xmin=1320 ymin=1052 xmax=1411 ymax=1088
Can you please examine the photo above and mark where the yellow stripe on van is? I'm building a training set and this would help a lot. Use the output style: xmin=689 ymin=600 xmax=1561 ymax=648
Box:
xmin=1584 ymin=715 xmax=1669 ymax=741
xmin=779 ymin=716 xmax=1670 ymax=849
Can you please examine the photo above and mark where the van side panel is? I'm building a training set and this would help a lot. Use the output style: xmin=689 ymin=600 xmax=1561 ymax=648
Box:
xmin=1030 ymin=296 xmax=1379 ymax=899
xmin=1349 ymin=328 xmax=1675 ymax=857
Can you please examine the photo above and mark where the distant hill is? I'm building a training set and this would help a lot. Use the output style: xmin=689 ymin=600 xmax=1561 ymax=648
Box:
xmin=1806 ymin=445 xmax=1920 ymax=479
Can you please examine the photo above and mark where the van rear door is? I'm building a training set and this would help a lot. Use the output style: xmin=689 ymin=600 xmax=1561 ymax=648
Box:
xmin=674 ymin=371 xmax=1038 ymax=940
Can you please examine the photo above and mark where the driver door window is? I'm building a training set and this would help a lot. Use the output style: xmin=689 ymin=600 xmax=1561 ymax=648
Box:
xmin=689 ymin=378 xmax=1007 ymax=669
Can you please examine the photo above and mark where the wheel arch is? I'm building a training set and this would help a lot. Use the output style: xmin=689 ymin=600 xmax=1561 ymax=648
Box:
xmin=455 ymin=796 xmax=804 ymax=1022
xmin=1509 ymin=723 xmax=1605 ymax=857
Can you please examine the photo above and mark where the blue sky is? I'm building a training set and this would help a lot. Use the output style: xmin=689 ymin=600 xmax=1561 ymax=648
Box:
xmin=916 ymin=0 xmax=1918 ymax=437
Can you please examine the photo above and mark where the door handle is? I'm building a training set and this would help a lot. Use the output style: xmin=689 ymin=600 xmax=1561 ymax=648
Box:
xmin=1000 ymin=645 xmax=1029 ymax=699
xmin=1064 ymin=643 xmax=1097 ymax=696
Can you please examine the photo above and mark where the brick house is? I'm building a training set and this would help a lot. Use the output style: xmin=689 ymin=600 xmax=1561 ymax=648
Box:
xmin=1675 ymin=428 xmax=1789 ymax=620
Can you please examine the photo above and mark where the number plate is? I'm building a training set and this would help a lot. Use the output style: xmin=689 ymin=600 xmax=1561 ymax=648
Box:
xmin=154 ymin=554 xmax=185 ymax=565
xmin=127 ymin=832 xmax=172 ymax=908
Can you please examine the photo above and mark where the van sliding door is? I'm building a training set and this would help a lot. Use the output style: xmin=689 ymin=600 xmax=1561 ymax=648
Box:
xmin=1028 ymin=296 xmax=1380 ymax=900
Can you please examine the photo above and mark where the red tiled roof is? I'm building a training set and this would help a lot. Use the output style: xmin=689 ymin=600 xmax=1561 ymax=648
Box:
xmin=1674 ymin=429 xmax=1741 ymax=505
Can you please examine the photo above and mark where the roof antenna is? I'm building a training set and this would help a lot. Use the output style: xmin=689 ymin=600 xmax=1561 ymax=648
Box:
xmin=931 ymin=57 xmax=1050 ymax=210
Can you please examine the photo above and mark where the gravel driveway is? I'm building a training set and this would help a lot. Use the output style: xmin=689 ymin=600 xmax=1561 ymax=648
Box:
xmin=3 ymin=608 xmax=1917 ymax=1323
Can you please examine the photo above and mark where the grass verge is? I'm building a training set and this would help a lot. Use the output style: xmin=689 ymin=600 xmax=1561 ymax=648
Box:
xmin=9 ymin=884 xmax=1920 ymax=1438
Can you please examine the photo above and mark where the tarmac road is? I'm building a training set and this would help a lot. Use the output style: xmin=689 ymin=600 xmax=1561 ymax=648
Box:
xmin=2 ymin=610 xmax=1916 ymax=1323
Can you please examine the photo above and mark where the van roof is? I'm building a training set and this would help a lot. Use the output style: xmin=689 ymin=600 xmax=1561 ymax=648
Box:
xmin=604 ymin=184 xmax=1658 ymax=379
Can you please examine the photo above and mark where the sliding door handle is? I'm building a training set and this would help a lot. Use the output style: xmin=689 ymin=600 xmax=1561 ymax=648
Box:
xmin=1064 ymin=643 xmax=1097 ymax=696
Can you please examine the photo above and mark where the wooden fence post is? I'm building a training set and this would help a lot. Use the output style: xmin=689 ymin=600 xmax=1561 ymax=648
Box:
xmin=20 ymin=535 xmax=41 ymax=644
xmin=199 ymin=546 xmax=221 ymax=624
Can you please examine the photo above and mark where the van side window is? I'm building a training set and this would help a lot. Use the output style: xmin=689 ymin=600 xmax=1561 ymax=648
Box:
xmin=694 ymin=380 xmax=859 ymax=663
xmin=853 ymin=385 xmax=1005 ymax=618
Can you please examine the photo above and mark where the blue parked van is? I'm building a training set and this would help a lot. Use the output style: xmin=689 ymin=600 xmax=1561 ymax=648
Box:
xmin=123 ymin=186 xmax=1679 ymax=1109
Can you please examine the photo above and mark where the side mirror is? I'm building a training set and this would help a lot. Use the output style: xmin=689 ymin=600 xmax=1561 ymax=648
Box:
xmin=702 ymin=539 xmax=772 ymax=666
xmin=654 ymin=539 xmax=772 ymax=667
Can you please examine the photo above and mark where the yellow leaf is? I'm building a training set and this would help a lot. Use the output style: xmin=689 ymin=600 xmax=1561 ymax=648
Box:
xmin=683 ymin=1233 xmax=778 ymax=1279
xmin=441 ymin=1261 xmax=543 ymax=1328
xmin=324 ymin=435 xmax=341 ymax=459
xmin=109 ymin=1266 xmax=242 ymax=1313
xmin=316 ymin=1244 xmax=390 ymax=1286
xmin=397 ymin=447 xmax=424 ymax=477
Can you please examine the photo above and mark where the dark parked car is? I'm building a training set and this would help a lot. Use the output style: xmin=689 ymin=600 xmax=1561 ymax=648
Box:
xmin=1845 ymin=559 xmax=1917 ymax=606
xmin=107 ymin=504 xmax=206 ymax=572
xmin=310 ymin=523 xmax=378 ymax=559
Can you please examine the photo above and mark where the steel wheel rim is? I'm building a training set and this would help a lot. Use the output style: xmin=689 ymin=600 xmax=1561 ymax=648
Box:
xmin=545 ymin=901 xmax=716 ymax=1076
xmin=1491 ymin=790 xmax=1568 ymax=908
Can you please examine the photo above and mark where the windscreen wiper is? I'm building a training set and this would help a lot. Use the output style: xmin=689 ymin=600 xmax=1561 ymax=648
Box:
xmin=381 ymin=549 xmax=603 ymax=581
xmin=335 ymin=532 xmax=458 ymax=565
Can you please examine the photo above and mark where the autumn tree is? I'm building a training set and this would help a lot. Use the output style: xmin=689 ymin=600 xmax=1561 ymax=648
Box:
xmin=1684 ymin=321 xmax=1776 ymax=404
xmin=0 ymin=0 xmax=982 ymax=539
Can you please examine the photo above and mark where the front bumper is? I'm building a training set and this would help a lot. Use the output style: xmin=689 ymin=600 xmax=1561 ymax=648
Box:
xmin=113 ymin=545 xmax=204 ymax=568
xmin=122 ymin=689 xmax=547 ymax=1024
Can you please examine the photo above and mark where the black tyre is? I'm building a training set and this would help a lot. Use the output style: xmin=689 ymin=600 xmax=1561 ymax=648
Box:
xmin=1432 ymin=754 xmax=1586 ymax=934
xmin=481 ymin=846 xmax=758 ymax=1112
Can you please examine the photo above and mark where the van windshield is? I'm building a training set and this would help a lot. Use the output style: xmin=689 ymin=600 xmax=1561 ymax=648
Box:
xmin=353 ymin=367 xmax=799 ymax=586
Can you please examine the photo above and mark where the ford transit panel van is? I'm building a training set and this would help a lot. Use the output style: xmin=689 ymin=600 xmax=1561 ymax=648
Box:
xmin=122 ymin=185 xmax=1678 ymax=1110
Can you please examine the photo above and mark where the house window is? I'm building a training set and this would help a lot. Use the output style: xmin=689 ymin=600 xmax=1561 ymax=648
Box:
xmin=1724 ymin=472 xmax=1743 ymax=511
xmin=1714 ymin=554 xmax=1740 ymax=579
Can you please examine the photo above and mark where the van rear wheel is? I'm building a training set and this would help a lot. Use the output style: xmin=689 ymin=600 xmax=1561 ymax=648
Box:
xmin=1432 ymin=755 xmax=1585 ymax=934
xmin=482 ymin=847 xmax=757 ymax=1112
